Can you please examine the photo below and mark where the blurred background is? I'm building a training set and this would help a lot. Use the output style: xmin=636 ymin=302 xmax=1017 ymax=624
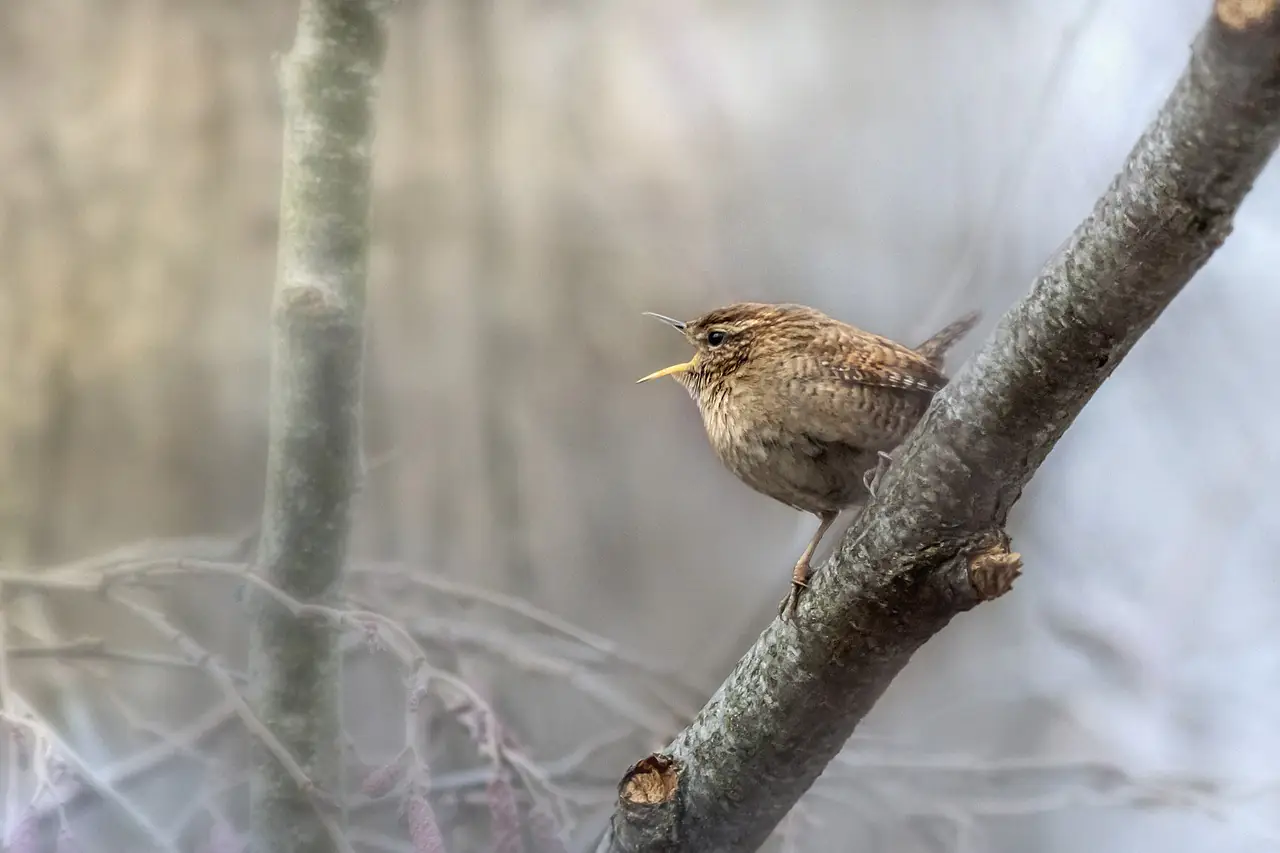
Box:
xmin=2 ymin=0 xmax=1280 ymax=850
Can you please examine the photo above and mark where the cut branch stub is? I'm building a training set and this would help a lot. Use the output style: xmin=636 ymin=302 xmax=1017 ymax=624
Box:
xmin=967 ymin=537 xmax=1023 ymax=601
xmin=621 ymin=754 xmax=680 ymax=806
xmin=1216 ymin=0 xmax=1277 ymax=30
xmin=611 ymin=754 xmax=682 ymax=851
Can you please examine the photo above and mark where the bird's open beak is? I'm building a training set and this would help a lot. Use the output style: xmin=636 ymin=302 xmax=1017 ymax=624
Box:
xmin=641 ymin=311 xmax=686 ymax=331
xmin=636 ymin=360 xmax=694 ymax=383
xmin=637 ymin=312 xmax=693 ymax=383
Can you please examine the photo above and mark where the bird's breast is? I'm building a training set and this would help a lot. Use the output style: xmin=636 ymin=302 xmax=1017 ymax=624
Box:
xmin=697 ymin=388 xmax=767 ymax=461
xmin=696 ymin=388 xmax=795 ymax=500
xmin=693 ymin=383 xmax=868 ymax=514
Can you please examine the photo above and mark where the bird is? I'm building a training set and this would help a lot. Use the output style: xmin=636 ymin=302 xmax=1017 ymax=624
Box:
xmin=636 ymin=302 xmax=980 ymax=619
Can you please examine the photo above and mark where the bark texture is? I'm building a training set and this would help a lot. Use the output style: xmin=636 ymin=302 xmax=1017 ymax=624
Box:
xmin=600 ymin=3 xmax=1280 ymax=851
xmin=247 ymin=2 xmax=389 ymax=852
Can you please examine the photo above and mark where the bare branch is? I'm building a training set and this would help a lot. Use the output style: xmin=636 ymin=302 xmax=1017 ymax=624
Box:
xmin=247 ymin=1 xmax=390 ymax=852
xmin=27 ymin=703 xmax=237 ymax=826
xmin=599 ymin=5 xmax=1280 ymax=851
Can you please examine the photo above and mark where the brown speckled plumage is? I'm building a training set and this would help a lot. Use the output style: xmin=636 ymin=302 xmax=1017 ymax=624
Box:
xmin=638 ymin=302 xmax=979 ymax=618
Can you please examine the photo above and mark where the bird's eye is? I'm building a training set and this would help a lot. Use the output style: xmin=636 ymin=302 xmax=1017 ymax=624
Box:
xmin=707 ymin=330 xmax=727 ymax=347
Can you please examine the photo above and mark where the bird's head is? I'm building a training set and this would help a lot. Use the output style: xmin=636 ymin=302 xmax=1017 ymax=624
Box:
xmin=636 ymin=302 xmax=805 ymax=394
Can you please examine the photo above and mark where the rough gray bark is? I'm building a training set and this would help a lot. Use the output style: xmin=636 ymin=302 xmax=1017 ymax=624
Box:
xmin=247 ymin=2 xmax=389 ymax=852
xmin=599 ymin=3 xmax=1280 ymax=851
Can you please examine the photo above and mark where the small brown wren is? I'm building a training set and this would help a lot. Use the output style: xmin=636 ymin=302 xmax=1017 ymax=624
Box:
xmin=637 ymin=302 xmax=979 ymax=619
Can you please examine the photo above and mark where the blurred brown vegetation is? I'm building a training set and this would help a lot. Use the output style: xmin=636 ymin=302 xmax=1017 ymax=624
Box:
xmin=5 ymin=1 xmax=1280 ymax=851
xmin=1 ymin=0 xmax=895 ymax=683
xmin=0 ymin=2 xmax=811 ymax=844
xmin=3 ymin=0 xmax=745 ymax=587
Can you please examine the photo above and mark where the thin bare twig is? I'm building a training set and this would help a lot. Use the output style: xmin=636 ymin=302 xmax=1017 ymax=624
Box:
xmin=0 ymin=703 xmax=180 ymax=853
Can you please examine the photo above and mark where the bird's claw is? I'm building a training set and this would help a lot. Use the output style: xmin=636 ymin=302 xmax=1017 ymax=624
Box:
xmin=863 ymin=450 xmax=895 ymax=498
xmin=778 ymin=577 xmax=808 ymax=620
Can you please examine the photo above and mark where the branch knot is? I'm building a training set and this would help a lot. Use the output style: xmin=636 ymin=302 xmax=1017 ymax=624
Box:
xmin=1216 ymin=0 xmax=1278 ymax=30
xmin=967 ymin=537 xmax=1023 ymax=601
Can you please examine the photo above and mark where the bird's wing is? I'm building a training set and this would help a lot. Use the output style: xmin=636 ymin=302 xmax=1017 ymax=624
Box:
xmin=762 ymin=328 xmax=946 ymax=451
xmin=803 ymin=327 xmax=949 ymax=394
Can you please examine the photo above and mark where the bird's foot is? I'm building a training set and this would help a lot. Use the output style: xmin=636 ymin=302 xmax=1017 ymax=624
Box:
xmin=863 ymin=450 xmax=896 ymax=498
xmin=778 ymin=575 xmax=810 ymax=620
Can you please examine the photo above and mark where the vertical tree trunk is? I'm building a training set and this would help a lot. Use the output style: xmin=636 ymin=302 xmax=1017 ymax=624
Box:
xmin=248 ymin=2 xmax=389 ymax=852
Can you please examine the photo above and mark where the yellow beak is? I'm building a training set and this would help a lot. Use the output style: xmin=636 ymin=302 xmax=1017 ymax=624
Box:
xmin=636 ymin=311 xmax=695 ymax=383
xmin=636 ymin=360 xmax=694 ymax=384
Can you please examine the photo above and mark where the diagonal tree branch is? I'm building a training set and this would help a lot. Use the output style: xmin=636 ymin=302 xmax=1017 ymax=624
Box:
xmin=248 ymin=1 xmax=390 ymax=852
xmin=600 ymin=3 xmax=1280 ymax=851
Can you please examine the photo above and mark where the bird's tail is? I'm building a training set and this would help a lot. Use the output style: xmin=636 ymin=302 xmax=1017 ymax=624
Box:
xmin=915 ymin=310 xmax=981 ymax=368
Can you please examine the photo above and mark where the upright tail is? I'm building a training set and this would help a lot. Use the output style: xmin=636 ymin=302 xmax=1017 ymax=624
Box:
xmin=915 ymin=310 xmax=981 ymax=369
